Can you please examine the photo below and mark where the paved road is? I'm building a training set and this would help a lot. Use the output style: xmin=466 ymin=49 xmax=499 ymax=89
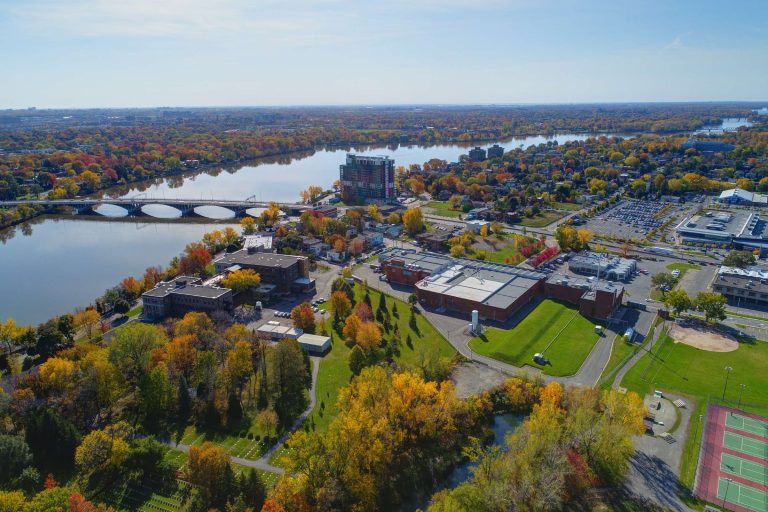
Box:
xmin=158 ymin=356 xmax=320 ymax=475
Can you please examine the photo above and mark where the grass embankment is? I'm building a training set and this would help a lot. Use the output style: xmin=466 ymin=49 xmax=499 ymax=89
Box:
xmin=598 ymin=319 xmax=664 ymax=390
xmin=424 ymin=201 xmax=463 ymax=218
xmin=469 ymin=300 xmax=603 ymax=376
xmin=309 ymin=284 xmax=457 ymax=432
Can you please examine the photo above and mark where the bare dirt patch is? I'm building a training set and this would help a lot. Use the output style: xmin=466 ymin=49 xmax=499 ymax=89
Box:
xmin=668 ymin=323 xmax=739 ymax=352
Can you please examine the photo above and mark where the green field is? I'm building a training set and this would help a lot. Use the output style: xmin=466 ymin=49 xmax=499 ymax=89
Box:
xmin=517 ymin=210 xmax=567 ymax=227
xmin=620 ymin=334 xmax=768 ymax=417
xmin=667 ymin=262 xmax=701 ymax=277
xmin=424 ymin=201 xmax=463 ymax=218
xmin=469 ymin=300 xmax=602 ymax=376
xmin=552 ymin=202 xmax=583 ymax=211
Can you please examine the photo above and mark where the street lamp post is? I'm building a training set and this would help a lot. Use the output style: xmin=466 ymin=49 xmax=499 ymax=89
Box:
xmin=688 ymin=414 xmax=703 ymax=468
xmin=737 ymin=384 xmax=746 ymax=410
xmin=723 ymin=477 xmax=733 ymax=507
xmin=722 ymin=366 xmax=733 ymax=401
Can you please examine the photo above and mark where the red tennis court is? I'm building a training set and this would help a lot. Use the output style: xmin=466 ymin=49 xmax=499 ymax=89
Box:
xmin=695 ymin=404 xmax=768 ymax=512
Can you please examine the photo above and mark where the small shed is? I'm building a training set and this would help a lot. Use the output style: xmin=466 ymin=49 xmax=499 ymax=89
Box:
xmin=297 ymin=333 xmax=331 ymax=355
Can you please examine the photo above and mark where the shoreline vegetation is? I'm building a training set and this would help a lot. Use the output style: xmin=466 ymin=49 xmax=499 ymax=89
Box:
xmin=1 ymin=103 xmax=757 ymax=230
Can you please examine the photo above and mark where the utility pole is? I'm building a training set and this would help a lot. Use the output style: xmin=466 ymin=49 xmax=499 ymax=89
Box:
xmin=722 ymin=366 xmax=733 ymax=401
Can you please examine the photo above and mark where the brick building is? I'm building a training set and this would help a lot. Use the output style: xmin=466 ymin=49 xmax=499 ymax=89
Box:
xmin=214 ymin=250 xmax=315 ymax=295
xmin=142 ymin=276 xmax=233 ymax=319
xmin=378 ymin=249 xmax=624 ymax=321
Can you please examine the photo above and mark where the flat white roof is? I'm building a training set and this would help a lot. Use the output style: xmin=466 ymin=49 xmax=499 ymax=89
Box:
xmin=297 ymin=333 xmax=331 ymax=347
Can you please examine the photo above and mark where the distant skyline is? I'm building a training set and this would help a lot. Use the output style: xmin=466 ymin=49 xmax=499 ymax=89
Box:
xmin=1 ymin=0 xmax=767 ymax=109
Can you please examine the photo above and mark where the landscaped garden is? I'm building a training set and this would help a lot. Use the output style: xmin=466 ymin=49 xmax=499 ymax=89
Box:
xmin=469 ymin=299 xmax=603 ymax=376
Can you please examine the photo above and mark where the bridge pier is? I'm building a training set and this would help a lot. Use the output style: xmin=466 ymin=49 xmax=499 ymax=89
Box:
xmin=125 ymin=204 xmax=145 ymax=216
xmin=73 ymin=204 xmax=95 ymax=215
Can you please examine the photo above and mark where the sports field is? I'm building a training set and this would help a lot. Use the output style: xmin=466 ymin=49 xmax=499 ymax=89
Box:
xmin=728 ymin=413 xmax=768 ymax=437
xmin=469 ymin=299 xmax=602 ymax=376
xmin=717 ymin=478 xmax=768 ymax=512
xmin=695 ymin=405 xmax=768 ymax=512
xmin=721 ymin=452 xmax=768 ymax=485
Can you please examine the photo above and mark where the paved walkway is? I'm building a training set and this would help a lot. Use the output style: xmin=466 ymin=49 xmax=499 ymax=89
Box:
xmin=611 ymin=320 xmax=666 ymax=389
xmin=158 ymin=356 xmax=320 ymax=475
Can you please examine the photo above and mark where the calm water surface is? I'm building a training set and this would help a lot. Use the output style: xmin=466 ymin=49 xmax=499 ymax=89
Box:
xmin=0 ymin=134 xmax=624 ymax=324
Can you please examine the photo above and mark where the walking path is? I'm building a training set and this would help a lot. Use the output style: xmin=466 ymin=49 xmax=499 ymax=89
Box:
xmin=611 ymin=320 xmax=666 ymax=389
xmin=159 ymin=356 xmax=320 ymax=475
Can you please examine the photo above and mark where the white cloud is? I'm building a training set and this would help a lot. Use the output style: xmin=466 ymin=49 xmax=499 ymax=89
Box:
xmin=7 ymin=0 xmax=318 ymax=37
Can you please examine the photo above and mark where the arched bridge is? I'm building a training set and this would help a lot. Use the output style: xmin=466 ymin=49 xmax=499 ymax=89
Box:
xmin=0 ymin=198 xmax=313 ymax=218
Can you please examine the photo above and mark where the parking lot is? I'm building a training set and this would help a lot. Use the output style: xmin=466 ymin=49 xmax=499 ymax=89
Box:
xmin=585 ymin=199 xmax=693 ymax=242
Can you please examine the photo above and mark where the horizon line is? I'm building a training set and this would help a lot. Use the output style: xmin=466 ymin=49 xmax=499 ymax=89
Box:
xmin=3 ymin=100 xmax=768 ymax=112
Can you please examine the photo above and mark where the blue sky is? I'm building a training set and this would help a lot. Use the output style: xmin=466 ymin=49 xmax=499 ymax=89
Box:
xmin=1 ymin=0 xmax=766 ymax=108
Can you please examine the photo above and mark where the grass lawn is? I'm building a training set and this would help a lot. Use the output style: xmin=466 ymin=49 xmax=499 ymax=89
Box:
xmin=517 ymin=210 xmax=567 ymax=228
xmin=424 ymin=201 xmax=463 ymax=218
xmin=308 ymin=283 xmax=457 ymax=433
xmin=128 ymin=304 xmax=144 ymax=317
xmin=551 ymin=202 xmax=583 ymax=211
xmin=469 ymin=300 xmax=603 ymax=376
xmin=649 ymin=263 xmax=700 ymax=301
xmin=470 ymin=235 xmax=532 ymax=265
xmin=667 ymin=262 xmax=701 ymax=277
xmin=174 ymin=424 xmax=276 ymax=461
xmin=621 ymin=332 xmax=768 ymax=419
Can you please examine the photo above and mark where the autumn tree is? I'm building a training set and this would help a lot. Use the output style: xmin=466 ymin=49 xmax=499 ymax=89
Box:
xmin=75 ymin=422 xmax=132 ymax=479
xmin=74 ymin=309 xmax=101 ymax=340
xmin=291 ymin=303 xmax=316 ymax=333
xmin=222 ymin=268 xmax=262 ymax=294
xmin=402 ymin=207 xmax=425 ymax=235
xmin=108 ymin=323 xmax=168 ymax=386
xmin=329 ymin=291 xmax=352 ymax=320
xmin=664 ymin=289 xmax=692 ymax=316
xmin=240 ymin=216 xmax=257 ymax=235
xmin=267 ymin=339 xmax=308 ymax=424
xmin=342 ymin=314 xmax=362 ymax=343
xmin=694 ymin=291 xmax=727 ymax=323
xmin=356 ymin=322 xmax=382 ymax=349
xmin=185 ymin=442 xmax=233 ymax=508
xmin=272 ymin=368 xmax=473 ymax=511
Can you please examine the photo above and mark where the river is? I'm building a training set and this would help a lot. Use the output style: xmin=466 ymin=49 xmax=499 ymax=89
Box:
xmin=0 ymin=133 xmax=625 ymax=324
xmin=693 ymin=117 xmax=752 ymax=135
xmin=409 ymin=413 xmax=522 ymax=511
